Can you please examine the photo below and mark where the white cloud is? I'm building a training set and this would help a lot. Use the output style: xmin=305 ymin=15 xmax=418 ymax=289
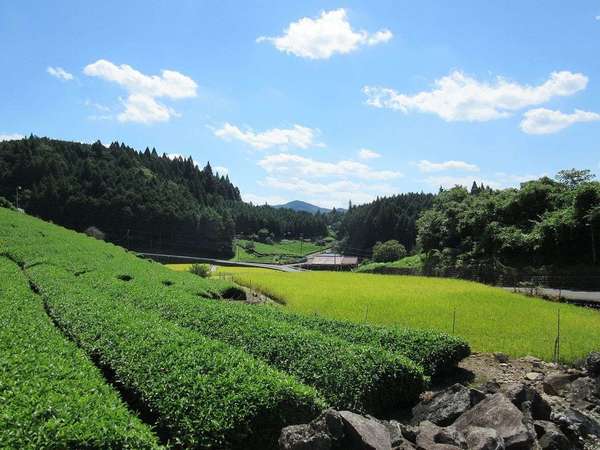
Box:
xmin=596 ymin=15 xmax=600 ymax=20
xmin=358 ymin=148 xmax=381 ymax=159
xmin=166 ymin=152 xmax=201 ymax=167
xmin=47 ymin=66 xmax=74 ymax=81
xmin=423 ymin=171 xmax=545 ymax=190
xmin=364 ymin=70 xmax=588 ymax=122
xmin=0 ymin=133 xmax=25 ymax=142
xmin=520 ymin=108 xmax=600 ymax=134
xmin=214 ymin=123 xmax=321 ymax=150
xmin=258 ymin=153 xmax=401 ymax=181
xmin=214 ymin=166 xmax=228 ymax=176
xmin=83 ymin=59 xmax=197 ymax=124
xmin=242 ymin=192 xmax=287 ymax=205
xmin=257 ymin=8 xmax=392 ymax=59
xmin=417 ymin=160 xmax=479 ymax=173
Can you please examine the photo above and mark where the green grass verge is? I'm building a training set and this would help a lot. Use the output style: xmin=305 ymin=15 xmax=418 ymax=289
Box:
xmin=214 ymin=268 xmax=600 ymax=363
xmin=0 ymin=257 xmax=160 ymax=449
xmin=231 ymin=239 xmax=326 ymax=263
xmin=355 ymin=254 xmax=424 ymax=273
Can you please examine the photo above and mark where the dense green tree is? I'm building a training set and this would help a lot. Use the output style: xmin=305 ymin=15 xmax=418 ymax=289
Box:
xmin=372 ymin=240 xmax=407 ymax=262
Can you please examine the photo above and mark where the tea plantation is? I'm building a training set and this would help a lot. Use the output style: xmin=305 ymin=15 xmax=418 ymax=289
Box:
xmin=0 ymin=207 xmax=468 ymax=449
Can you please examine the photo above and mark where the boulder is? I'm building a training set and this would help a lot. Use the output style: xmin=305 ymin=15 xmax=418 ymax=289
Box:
xmin=279 ymin=423 xmax=332 ymax=450
xmin=552 ymin=407 xmax=600 ymax=440
xmin=339 ymin=410 xmax=392 ymax=450
xmin=525 ymin=372 xmax=543 ymax=382
xmin=494 ymin=353 xmax=510 ymax=363
xmin=453 ymin=393 xmax=536 ymax=449
xmin=533 ymin=421 xmax=571 ymax=450
xmin=399 ymin=423 xmax=418 ymax=444
xmin=414 ymin=421 xmax=466 ymax=449
xmin=543 ymin=373 xmax=579 ymax=396
xmin=584 ymin=352 xmax=600 ymax=377
xmin=313 ymin=409 xmax=345 ymax=442
xmin=566 ymin=377 xmax=600 ymax=407
xmin=411 ymin=383 xmax=485 ymax=426
xmin=464 ymin=426 xmax=505 ymax=450
xmin=503 ymin=383 xmax=552 ymax=420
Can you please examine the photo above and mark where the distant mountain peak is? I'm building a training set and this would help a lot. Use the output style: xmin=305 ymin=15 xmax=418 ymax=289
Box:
xmin=273 ymin=200 xmax=332 ymax=214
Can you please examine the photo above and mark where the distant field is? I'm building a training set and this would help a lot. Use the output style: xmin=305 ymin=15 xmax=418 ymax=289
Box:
xmin=209 ymin=267 xmax=600 ymax=362
xmin=231 ymin=239 xmax=327 ymax=263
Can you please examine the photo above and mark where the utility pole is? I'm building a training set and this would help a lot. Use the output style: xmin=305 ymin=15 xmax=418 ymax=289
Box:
xmin=15 ymin=186 xmax=21 ymax=209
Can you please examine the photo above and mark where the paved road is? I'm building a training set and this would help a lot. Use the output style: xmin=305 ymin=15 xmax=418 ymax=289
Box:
xmin=137 ymin=252 xmax=301 ymax=272
xmin=503 ymin=286 xmax=600 ymax=306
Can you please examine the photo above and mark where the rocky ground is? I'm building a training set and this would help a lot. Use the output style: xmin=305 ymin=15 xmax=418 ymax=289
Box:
xmin=279 ymin=352 xmax=600 ymax=450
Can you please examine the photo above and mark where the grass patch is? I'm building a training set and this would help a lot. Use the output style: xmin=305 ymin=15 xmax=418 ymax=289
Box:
xmin=355 ymin=254 xmax=424 ymax=273
xmin=231 ymin=239 xmax=327 ymax=264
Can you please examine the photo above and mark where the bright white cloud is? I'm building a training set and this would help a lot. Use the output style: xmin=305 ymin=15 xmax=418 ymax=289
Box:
xmin=0 ymin=133 xmax=25 ymax=142
xmin=417 ymin=160 xmax=479 ymax=173
xmin=258 ymin=153 xmax=401 ymax=181
xmin=364 ymin=70 xmax=588 ymax=122
xmin=520 ymin=108 xmax=600 ymax=134
xmin=358 ymin=148 xmax=381 ymax=159
xmin=83 ymin=59 xmax=197 ymax=123
xmin=242 ymin=192 xmax=288 ymax=205
xmin=166 ymin=152 xmax=201 ymax=167
xmin=424 ymin=172 xmax=545 ymax=190
xmin=257 ymin=8 xmax=392 ymax=59
xmin=214 ymin=166 xmax=228 ymax=176
xmin=47 ymin=66 xmax=74 ymax=81
xmin=214 ymin=123 xmax=321 ymax=150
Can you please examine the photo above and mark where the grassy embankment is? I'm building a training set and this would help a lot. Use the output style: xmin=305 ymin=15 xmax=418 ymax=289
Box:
xmin=208 ymin=266 xmax=600 ymax=363
xmin=354 ymin=254 xmax=424 ymax=273
xmin=231 ymin=239 xmax=327 ymax=264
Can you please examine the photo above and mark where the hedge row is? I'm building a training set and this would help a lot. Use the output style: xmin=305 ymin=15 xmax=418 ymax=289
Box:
xmin=0 ymin=257 xmax=160 ymax=449
xmin=28 ymin=263 xmax=324 ymax=449
xmin=249 ymin=305 xmax=470 ymax=376
xmin=91 ymin=270 xmax=427 ymax=414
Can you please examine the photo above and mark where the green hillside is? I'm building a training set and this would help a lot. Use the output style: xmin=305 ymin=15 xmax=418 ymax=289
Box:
xmin=0 ymin=208 xmax=467 ymax=448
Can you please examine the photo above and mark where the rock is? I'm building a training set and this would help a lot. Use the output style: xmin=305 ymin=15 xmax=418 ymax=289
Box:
xmin=585 ymin=353 xmax=600 ymax=377
xmin=567 ymin=377 xmax=600 ymax=407
xmin=525 ymin=372 xmax=543 ymax=381
xmin=339 ymin=410 xmax=392 ymax=450
xmin=543 ymin=373 xmax=579 ymax=396
xmin=553 ymin=407 xmax=600 ymax=440
xmin=414 ymin=421 xmax=466 ymax=449
xmin=399 ymin=424 xmax=418 ymax=443
xmin=464 ymin=427 xmax=505 ymax=450
xmin=494 ymin=353 xmax=510 ymax=363
xmin=279 ymin=423 xmax=332 ymax=450
xmin=392 ymin=439 xmax=416 ymax=450
xmin=503 ymin=383 xmax=552 ymax=420
xmin=384 ymin=421 xmax=403 ymax=447
xmin=411 ymin=383 xmax=485 ymax=426
xmin=533 ymin=421 xmax=571 ymax=450
xmin=313 ymin=409 xmax=345 ymax=442
xmin=453 ymin=393 xmax=536 ymax=449
xmin=479 ymin=381 xmax=501 ymax=395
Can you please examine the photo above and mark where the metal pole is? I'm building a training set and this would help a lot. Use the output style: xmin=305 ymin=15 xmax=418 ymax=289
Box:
xmin=16 ymin=186 xmax=21 ymax=209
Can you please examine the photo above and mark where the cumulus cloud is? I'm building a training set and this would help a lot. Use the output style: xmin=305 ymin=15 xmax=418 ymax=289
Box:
xmin=214 ymin=123 xmax=321 ymax=150
xmin=358 ymin=148 xmax=381 ymax=159
xmin=424 ymin=172 xmax=545 ymax=190
xmin=242 ymin=192 xmax=288 ymax=205
xmin=83 ymin=59 xmax=197 ymax=123
xmin=47 ymin=66 xmax=74 ymax=81
xmin=166 ymin=152 xmax=201 ymax=167
xmin=364 ymin=70 xmax=588 ymax=122
xmin=258 ymin=153 xmax=401 ymax=181
xmin=0 ymin=133 xmax=25 ymax=142
xmin=214 ymin=166 xmax=228 ymax=176
xmin=417 ymin=160 xmax=479 ymax=173
xmin=520 ymin=108 xmax=600 ymax=134
xmin=257 ymin=8 xmax=392 ymax=59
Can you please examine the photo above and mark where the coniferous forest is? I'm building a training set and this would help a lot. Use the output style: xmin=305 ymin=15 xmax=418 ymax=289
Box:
xmin=0 ymin=137 xmax=327 ymax=256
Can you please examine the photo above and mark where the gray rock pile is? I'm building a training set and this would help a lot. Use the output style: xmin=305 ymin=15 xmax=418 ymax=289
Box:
xmin=279 ymin=352 xmax=600 ymax=450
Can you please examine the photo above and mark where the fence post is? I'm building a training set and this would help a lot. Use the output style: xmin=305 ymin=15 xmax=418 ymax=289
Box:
xmin=452 ymin=307 xmax=457 ymax=334
xmin=553 ymin=308 xmax=561 ymax=363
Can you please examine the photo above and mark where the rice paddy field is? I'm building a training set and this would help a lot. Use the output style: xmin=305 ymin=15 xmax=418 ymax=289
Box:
xmin=204 ymin=266 xmax=600 ymax=363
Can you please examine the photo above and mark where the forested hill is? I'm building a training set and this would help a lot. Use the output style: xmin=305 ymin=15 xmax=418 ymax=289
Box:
xmin=338 ymin=193 xmax=435 ymax=255
xmin=0 ymin=136 xmax=331 ymax=256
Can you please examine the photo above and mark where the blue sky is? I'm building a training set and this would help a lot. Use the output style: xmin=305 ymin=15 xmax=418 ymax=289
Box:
xmin=1 ymin=1 xmax=600 ymax=208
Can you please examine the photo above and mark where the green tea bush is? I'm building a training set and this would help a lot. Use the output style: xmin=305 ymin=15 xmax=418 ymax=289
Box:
xmin=0 ymin=258 xmax=160 ymax=449
xmin=253 ymin=306 xmax=469 ymax=376
xmin=29 ymin=264 xmax=324 ymax=449
xmin=188 ymin=263 xmax=211 ymax=278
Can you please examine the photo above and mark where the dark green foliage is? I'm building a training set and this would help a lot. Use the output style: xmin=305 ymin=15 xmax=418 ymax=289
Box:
xmin=338 ymin=193 xmax=434 ymax=255
xmin=416 ymin=173 xmax=600 ymax=282
xmin=0 ymin=258 xmax=160 ymax=449
xmin=372 ymin=240 xmax=407 ymax=262
xmin=248 ymin=305 xmax=469 ymax=377
xmin=0 ymin=196 xmax=15 ymax=209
